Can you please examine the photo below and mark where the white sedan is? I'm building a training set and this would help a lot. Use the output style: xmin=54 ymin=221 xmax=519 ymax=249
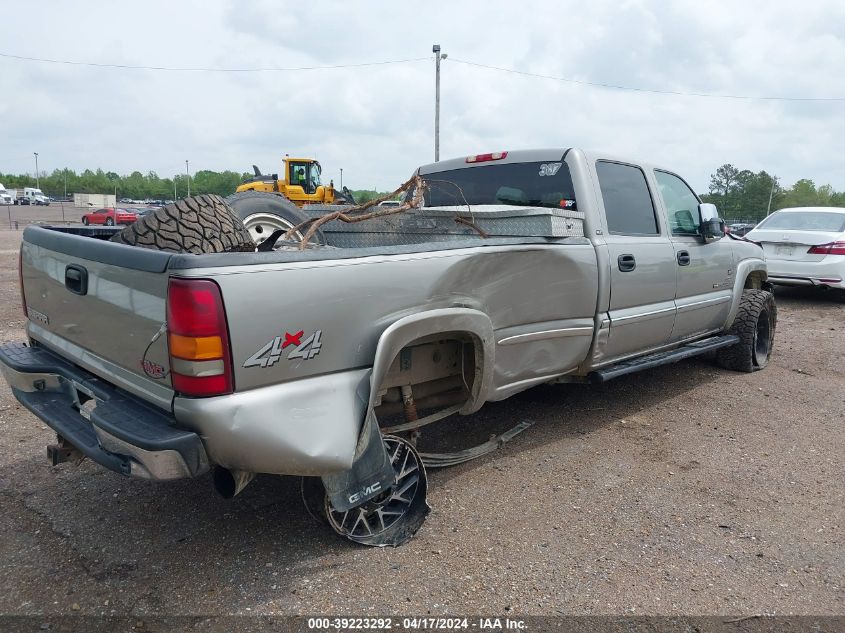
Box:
xmin=746 ymin=207 xmax=845 ymax=290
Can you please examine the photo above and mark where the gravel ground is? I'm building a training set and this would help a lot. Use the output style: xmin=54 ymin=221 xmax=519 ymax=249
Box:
xmin=0 ymin=202 xmax=86 ymax=229
xmin=0 ymin=229 xmax=842 ymax=617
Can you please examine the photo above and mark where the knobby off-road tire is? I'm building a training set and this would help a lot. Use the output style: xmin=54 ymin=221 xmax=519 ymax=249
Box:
xmin=716 ymin=289 xmax=777 ymax=372
xmin=110 ymin=194 xmax=255 ymax=254
xmin=225 ymin=190 xmax=325 ymax=248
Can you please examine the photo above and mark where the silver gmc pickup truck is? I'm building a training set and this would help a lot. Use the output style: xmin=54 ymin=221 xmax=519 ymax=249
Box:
xmin=1 ymin=148 xmax=776 ymax=546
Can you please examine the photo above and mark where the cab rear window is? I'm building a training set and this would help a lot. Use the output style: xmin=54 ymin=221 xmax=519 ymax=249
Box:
xmin=418 ymin=161 xmax=577 ymax=210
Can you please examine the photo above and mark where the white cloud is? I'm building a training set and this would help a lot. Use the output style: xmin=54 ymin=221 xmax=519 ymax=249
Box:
xmin=1 ymin=0 xmax=843 ymax=194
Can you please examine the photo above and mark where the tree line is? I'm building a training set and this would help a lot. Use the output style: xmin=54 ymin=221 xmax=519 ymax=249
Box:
xmin=0 ymin=168 xmax=248 ymax=200
xmin=701 ymin=164 xmax=845 ymax=223
xmin=0 ymin=168 xmax=389 ymax=204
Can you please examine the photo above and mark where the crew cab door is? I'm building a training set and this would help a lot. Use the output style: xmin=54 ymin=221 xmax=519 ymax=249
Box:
xmin=653 ymin=170 xmax=733 ymax=341
xmin=595 ymin=160 xmax=677 ymax=360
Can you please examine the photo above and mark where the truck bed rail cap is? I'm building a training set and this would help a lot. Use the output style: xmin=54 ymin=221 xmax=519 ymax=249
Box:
xmin=167 ymin=236 xmax=588 ymax=269
xmin=23 ymin=226 xmax=171 ymax=273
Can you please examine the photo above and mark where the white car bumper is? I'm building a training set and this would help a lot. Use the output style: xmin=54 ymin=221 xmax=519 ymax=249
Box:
xmin=766 ymin=255 xmax=845 ymax=289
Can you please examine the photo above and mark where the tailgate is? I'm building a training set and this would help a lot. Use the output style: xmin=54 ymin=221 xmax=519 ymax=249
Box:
xmin=20 ymin=226 xmax=175 ymax=409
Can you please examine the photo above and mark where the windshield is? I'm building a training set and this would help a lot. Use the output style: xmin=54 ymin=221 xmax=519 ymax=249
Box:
xmin=756 ymin=211 xmax=845 ymax=232
xmin=418 ymin=161 xmax=577 ymax=209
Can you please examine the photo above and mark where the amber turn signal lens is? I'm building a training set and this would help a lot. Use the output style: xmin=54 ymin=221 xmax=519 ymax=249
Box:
xmin=168 ymin=333 xmax=224 ymax=361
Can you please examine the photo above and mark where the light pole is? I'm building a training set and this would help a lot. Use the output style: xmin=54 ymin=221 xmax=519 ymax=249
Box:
xmin=432 ymin=44 xmax=447 ymax=162
xmin=766 ymin=175 xmax=779 ymax=216
xmin=61 ymin=169 xmax=67 ymax=222
xmin=340 ymin=168 xmax=343 ymax=190
xmin=33 ymin=152 xmax=39 ymax=189
xmin=186 ymin=160 xmax=190 ymax=197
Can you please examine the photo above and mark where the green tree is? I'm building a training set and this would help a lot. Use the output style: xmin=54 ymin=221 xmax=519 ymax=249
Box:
xmin=778 ymin=179 xmax=818 ymax=209
xmin=709 ymin=164 xmax=740 ymax=197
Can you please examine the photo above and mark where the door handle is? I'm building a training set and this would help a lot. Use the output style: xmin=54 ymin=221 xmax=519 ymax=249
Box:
xmin=617 ymin=254 xmax=636 ymax=272
xmin=65 ymin=264 xmax=88 ymax=296
xmin=677 ymin=250 xmax=691 ymax=266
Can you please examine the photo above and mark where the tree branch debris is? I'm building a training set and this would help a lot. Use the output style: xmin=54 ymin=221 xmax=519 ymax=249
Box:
xmin=282 ymin=175 xmax=427 ymax=249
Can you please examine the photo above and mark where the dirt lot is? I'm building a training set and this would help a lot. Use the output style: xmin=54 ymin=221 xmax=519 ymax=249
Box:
xmin=0 ymin=229 xmax=842 ymax=618
xmin=0 ymin=202 xmax=85 ymax=229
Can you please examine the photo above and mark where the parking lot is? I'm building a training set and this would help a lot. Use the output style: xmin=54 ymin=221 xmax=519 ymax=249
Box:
xmin=0 ymin=228 xmax=841 ymax=617
xmin=0 ymin=203 xmax=146 ymax=229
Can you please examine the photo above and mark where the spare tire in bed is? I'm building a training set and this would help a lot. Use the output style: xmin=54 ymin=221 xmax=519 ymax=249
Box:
xmin=110 ymin=194 xmax=255 ymax=254
xmin=225 ymin=190 xmax=325 ymax=248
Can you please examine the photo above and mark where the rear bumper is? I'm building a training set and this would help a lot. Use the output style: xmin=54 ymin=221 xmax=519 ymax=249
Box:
xmin=0 ymin=342 xmax=208 ymax=480
xmin=768 ymin=275 xmax=844 ymax=289
xmin=767 ymin=256 xmax=845 ymax=289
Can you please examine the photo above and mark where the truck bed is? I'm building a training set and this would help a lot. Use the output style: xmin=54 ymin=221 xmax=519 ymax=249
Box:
xmin=22 ymin=224 xmax=597 ymax=402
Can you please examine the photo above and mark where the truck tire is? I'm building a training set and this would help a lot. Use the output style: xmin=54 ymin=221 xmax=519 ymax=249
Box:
xmin=225 ymin=190 xmax=325 ymax=248
xmin=110 ymin=194 xmax=255 ymax=254
xmin=716 ymin=289 xmax=776 ymax=372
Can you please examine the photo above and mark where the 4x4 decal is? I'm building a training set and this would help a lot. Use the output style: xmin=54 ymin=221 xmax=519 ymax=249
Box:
xmin=243 ymin=329 xmax=323 ymax=368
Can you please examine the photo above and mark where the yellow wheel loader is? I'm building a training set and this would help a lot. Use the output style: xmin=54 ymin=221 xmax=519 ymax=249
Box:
xmin=227 ymin=156 xmax=355 ymax=249
xmin=235 ymin=157 xmax=355 ymax=207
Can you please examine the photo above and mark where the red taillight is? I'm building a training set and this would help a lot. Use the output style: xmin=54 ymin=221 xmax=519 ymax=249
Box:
xmin=18 ymin=248 xmax=27 ymax=318
xmin=465 ymin=151 xmax=508 ymax=163
xmin=166 ymin=278 xmax=233 ymax=397
xmin=807 ymin=241 xmax=845 ymax=256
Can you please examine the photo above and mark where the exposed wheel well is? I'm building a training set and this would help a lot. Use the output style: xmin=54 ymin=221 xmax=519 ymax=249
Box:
xmin=744 ymin=271 xmax=767 ymax=290
xmin=373 ymin=332 xmax=481 ymax=423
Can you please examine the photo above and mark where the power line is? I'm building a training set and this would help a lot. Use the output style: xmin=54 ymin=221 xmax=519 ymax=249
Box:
xmin=448 ymin=57 xmax=845 ymax=102
xmin=4 ymin=48 xmax=841 ymax=101
xmin=0 ymin=51 xmax=431 ymax=72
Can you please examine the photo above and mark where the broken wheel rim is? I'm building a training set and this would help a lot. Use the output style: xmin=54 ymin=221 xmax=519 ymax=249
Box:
xmin=325 ymin=435 xmax=430 ymax=546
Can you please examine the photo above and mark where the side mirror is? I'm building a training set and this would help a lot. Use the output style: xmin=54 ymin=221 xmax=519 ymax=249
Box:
xmin=698 ymin=203 xmax=724 ymax=243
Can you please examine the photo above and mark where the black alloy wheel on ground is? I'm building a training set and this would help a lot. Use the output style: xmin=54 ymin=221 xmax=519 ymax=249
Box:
xmin=105 ymin=218 xmax=114 ymax=226
xmin=82 ymin=217 xmax=89 ymax=226
xmin=110 ymin=194 xmax=255 ymax=254
xmin=716 ymin=289 xmax=777 ymax=372
xmin=224 ymin=190 xmax=325 ymax=250
xmin=323 ymin=435 xmax=430 ymax=547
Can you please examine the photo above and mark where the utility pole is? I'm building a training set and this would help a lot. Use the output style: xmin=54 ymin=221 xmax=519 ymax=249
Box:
xmin=766 ymin=175 xmax=778 ymax=216
xmin=186 ymin=160 xmax=190 ymax=197
xmin=33 ymin=152 xmax=39 ymax=189
xmin=433 ymin=44 xmax=447 ymax=162
xmin=340 ymin=168 xmax=343 ymax=190
xmin=62 ymin=168 xmax=67 ymax=221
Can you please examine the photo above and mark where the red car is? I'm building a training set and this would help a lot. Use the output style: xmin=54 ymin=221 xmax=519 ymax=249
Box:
xmin=81 ymin=207 xmax=138 ymax=226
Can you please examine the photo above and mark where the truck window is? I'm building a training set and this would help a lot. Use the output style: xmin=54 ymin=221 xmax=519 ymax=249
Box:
xmin=655 ymin=170 xmax=701 ymax=236
xmin=596 ymin=161 xmax=659 ymax=236
xmin=419 ymin=161 xmax=577 ymax=210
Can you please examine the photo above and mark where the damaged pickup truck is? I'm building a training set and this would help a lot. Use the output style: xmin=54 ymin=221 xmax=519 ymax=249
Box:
xmin=0 ymin=149 xmax=776 ymax=546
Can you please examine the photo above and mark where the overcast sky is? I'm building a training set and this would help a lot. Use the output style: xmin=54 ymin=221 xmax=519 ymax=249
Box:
xmin=1 ymin=0 xmax=843 ymax=193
